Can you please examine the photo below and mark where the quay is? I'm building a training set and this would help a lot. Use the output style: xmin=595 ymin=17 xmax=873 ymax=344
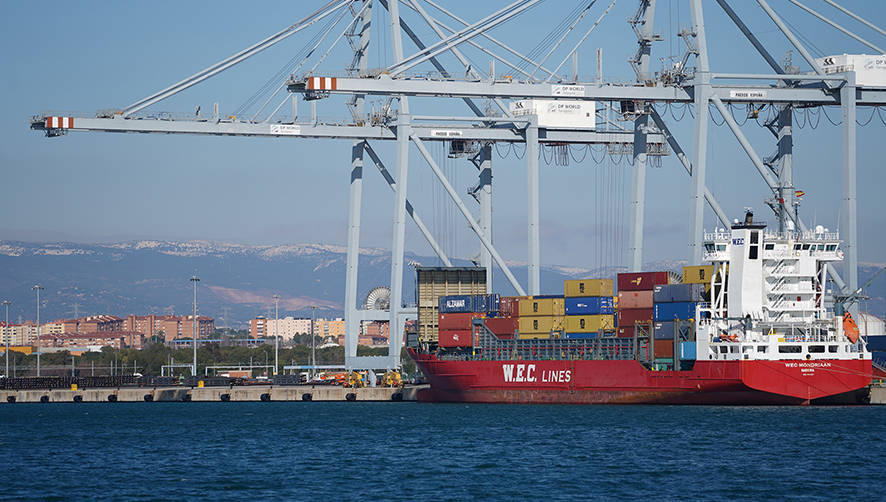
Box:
xmin=0 ymin=384 xmax=426 ymax=403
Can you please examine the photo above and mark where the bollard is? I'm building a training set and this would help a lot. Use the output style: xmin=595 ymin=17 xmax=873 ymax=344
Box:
xmin=345 ymin=393 xmax=357 ymax=401
xmin=302 ymin=393 xmax=312 ymax=401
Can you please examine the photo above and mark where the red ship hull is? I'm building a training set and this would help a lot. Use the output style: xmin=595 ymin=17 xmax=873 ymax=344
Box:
xmin=409 ymin=351 xmax=872 ymax=405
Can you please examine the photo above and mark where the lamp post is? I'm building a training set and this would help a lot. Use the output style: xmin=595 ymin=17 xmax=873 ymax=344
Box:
xmin=33 ymin=285 xmax=43 ymax=377
xmin=190 ymin=275 xmax=200 ymax=377
xmin=273 ymin=294 xmax=280 ymax=377
xmin=311 ymin=305 xmax=317 ymax=379
xmin=2 ymin=300 xmax=11 ymax=378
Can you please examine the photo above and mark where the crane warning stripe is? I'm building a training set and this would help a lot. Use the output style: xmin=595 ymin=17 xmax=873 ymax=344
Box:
xmin=46 ymin=117 xmax=74 ymax=128
xmin=307 ymin=77 xmax=337 ymax=90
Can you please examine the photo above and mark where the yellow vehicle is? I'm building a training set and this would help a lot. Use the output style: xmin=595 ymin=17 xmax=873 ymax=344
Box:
xmin=346 ymin=371 xmax=365 ymax=388
xmin=381 ymin=370 xmax=402 ymax=388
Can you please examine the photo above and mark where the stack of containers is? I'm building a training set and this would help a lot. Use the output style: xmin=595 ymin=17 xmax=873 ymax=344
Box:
xmin=484 ymin=296 xmax=522 ymax=339
xmin=616 ymin=272 xmax=669 ymax=338
xmin=563 ymin=279 xmax=615 ymax=339
xmin=652 ymin=283 xmax=707 ymax=359
xmin=517 ymin=296 xmax=565 ymax=339
xmin=438 ymin=294 xmax=500 ymax=348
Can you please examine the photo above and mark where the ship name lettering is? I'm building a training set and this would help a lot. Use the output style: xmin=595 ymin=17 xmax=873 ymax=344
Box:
xmin=502 ymin=364 xmax=538 ymax=383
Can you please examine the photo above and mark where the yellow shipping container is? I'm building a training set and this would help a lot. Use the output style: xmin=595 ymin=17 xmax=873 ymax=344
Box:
xmin=565 ymin=315 xmax=616 ymax=333
xmin=518 ymin=315 xmax=565 ymax=334
xmin=682 ymin=265 xmax=714 ymax=284
xmin=564 ymin=279 xmax=613 ymax=297
xmin=518 ymin=333 xmax=554 ymax=340
xmin=518 ymin=298 xmax=565 ymax=317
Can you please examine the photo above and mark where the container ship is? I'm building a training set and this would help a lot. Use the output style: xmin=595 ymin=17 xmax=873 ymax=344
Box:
xmin=407 ymin=212 xmax=873 ymax=405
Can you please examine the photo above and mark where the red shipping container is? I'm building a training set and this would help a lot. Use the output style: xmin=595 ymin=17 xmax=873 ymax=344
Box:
xmin=653 ymin=339 xmax=675 ymax=359
xmin=500 ymin=297 xmax=520 ymax=318
xmin=438 ymin=312 xmax=484 ymax=331
xmin=438 ymin=329 xmax=474 ymax=348
xmin=617 ymin=271 xmax=669 ymax=291
xmin=484 ymin=317 xmax=518 ymax=338
xmin=617 ymin=326 xmax=634 ymax=338
xmin=618 ymin=308 xmax=654 ymax=327
xmin=618 ymin=290 xmax=654 ymax=309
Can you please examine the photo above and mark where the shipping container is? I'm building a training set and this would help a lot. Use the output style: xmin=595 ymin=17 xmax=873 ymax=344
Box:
xmin=483 ymin=318 xmax=518 ymax=338
xmin=618 ymin=308 xmax=654 ymax=326
xmin=509 ymin=99 xmax=597 ymax=129
xmin=682 ymin=265 xmax=714 ymax=284
xmin=617 ymin=290 xmax=654 ymax=309
xmin=652 ymin=321 xmax=694 ymax=340
xmin=616 ymin=326 xmax=634 ymax=338
xmin=564 ymin=278 xmax=613 ymax=297
xmin=653 ymin=283 xmax=707 ymax=303
xmin=416 ymin=267 xmax=486 ymax=343
xmin=815 ymin=54 xmax=886 ymax=87
xmin=518 ymin=333 xmax=554 ymax=340
xmin=438 ymin=329 xmax=475 ymax=348
xmin=438 ymin=294 xmax=501 ymax=314
xmin=681 ymin=341 xmax=697 ymax=360
xmin=438 ymin=312 xmax=484 ymax=331
xmin=653 ymin=339 xmax=675 ymax=359
xmin=500 ymin=296 xmax=520 ymax=318
xmin=564 ymin=296 xmax=615 ymax=315
xmin=565 ymin=332 xmax=599 ymax=339
xmin=518 ymin=297 xmax=565 ymax=317
xmin=518 ymin=315 xmax=565 ymax=334
xmin=565 ymin=315 xmax=616 ymax=333
xmin=654 ymin=302 xmax=700 ymax=322
xmin=617 ymin=271 xmax=670 ymax=291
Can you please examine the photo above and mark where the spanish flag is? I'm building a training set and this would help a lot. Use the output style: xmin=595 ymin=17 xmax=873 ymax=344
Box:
xmin=795 ymin=190 xmax=805 ymax=198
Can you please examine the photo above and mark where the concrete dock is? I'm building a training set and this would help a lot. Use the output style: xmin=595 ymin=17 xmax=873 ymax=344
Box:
xmin=1 ymin=385 xmax=426 ymax=403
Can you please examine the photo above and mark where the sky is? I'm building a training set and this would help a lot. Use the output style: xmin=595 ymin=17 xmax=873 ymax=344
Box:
xmin=1 ymin=0 xmax=885 ymax=271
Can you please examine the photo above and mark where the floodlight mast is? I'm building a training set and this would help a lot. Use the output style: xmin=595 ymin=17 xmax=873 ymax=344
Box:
xmin=31 ymin=0 xmax=885 ymax=365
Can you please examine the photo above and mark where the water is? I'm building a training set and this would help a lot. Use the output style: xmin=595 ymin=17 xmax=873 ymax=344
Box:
xmin=1 ymin=402 xmax=884 ymax=500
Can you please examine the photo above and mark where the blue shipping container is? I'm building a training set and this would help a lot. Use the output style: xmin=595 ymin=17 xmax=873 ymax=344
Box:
xmin=565 ymin=332 xmax=599 ymax=339
xmin=653 ymin=301 xmax=699 ymax=321
xmin=652 ymin=321 xmax=693 ymax=340
xmin=680 ymin=341 xmax=697 ymax=360
xmin=564 ymin=296 xmax=615 ymax=315
xmin=653 ymin=284 xmax=706 ymax=303
xmin=439 ymin=294 xmax=501 ymax=314
xmin=533 ymin=294 xmax=564 ymax=299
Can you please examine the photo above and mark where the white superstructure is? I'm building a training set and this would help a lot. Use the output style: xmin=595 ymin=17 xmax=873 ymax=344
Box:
xmin=695 ymin=212 xmax=869 ymax=362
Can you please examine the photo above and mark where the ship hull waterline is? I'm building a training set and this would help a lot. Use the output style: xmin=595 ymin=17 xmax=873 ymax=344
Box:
xmin=409 ymin=352 xmax=872 ymax=405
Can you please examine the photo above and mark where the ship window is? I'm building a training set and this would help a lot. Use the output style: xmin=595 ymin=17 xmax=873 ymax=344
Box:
xmin=717 ymin=244 xmax=726 ymax=251
xmin=749 ymin=246 xmax=758 ymax=260
xmin=794 ymin=244 xmax=802 ymax=251
xmin=764 ymin=243 xmax=774 ymax=250
xmin=778 ymin=345 xmax=802 ymax=353
xmin=757 ymin=346 xmax=768 ymax=353
xmin=750 ymin=231 xmax=759 ymax=244
xmin=743 ymin=346 xmax=753 ymax=353
xmin=731 ymin=346 xmax=739 ymax=353
xmin=719 ymin=346 xmax=728 ymax=353
xmin=802 ymin=244 xmax=811 ymax=250
xmin=808 ymin=345 xmax=825 ymax=353
xmin=705 ymin=243 xmax=715 ymax=253
xmin=826 ymin=244 xmax=837 ymax=251
xmin=816 ymin=244 xmax=825 ymax=251
xmin=828 ymin=345 xmax=838 ymax=353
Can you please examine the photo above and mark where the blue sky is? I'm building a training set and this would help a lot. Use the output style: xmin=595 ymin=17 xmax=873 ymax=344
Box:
xmin=1 ymin=0 xmax=885 ymax=270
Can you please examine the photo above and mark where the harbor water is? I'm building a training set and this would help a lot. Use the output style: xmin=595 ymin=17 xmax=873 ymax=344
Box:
xmin=1 ymin=402 xmax=883 ymax=500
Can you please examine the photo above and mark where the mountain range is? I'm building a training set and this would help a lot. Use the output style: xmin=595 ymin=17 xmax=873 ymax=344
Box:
xmin=0 ymin=240 xmax=882 ymax=328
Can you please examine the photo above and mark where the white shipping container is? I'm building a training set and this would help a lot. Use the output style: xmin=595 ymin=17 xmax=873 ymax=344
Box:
xmin=815 ymin=54 xmax=886 ymax=87
xmin=509 ymin=99 xmax=596 ymax=129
